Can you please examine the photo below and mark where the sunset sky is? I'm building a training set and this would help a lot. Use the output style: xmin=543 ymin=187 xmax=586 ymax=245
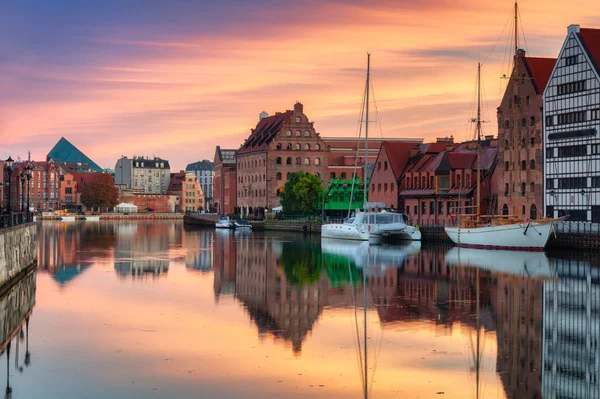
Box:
xmin=1 ymin=0 xmax=599 ymax=170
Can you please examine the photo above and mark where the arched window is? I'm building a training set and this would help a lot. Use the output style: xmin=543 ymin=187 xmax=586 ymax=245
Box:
xmin=304 ymin=144 xmax=310 ymax=150
xmin=378 ymin=162 xmax=381 ymax=171
xmin=276 ymin=172 xmax=282 ymax=180
xmin=504 ymin=183 xmax=509 ymax=193
xmin=372 ymin=184 xmax=375 ymax=192
xmin=263 ymin=174 xmax=265 ymax=181
xmin=502 ymin=204 xmax=509 ymax=215
xmin=304 ymin=131 xmax=310 ymax=137
xmin=530 ymin=116 xmax=535 ymax=126
xmin=530 ymin=182 xmax=535 ymax=194
xmin=521 ymin=118 xmax=527 ymax=127
xmin=530 ymin=159 xmax=535 ymax=169
xmin=341 ymin=172 xmax=347 ymax=179
xmin=407 ymin=177 xmax=411 ymax=188
xmin=521 ymin=182 xmax=526 ymax=194
xmin=505 ymin=140 xmax=509 ymax=148
xmin=315 ymin=173 xmax=320 ymax=179
xmin=304 ymin=158 xmax=310 ymax=165
xmin=315 ymin=144 xmax=320 ymax=151
xmin=295 ymin=116 xmax=301 ymax=123
xmin=505 ymin=161 xmax=509 ymax=171
xmin=276 ymin=144 xmax=282 ymax=150
xmin=530 ymin=137 xmax=535 ymax=145
xmin=296 ymin=157 xmax=301 ymax=165
xmin=522 ymin=205 xmax=526 ymax=215
xmin=521 ymin=160 xmax=526 ymax=170
xmin=295 ymin=130 xmax=301 ymax=137
xmin=377 ymin=183 xmax=381 ymax=192
xmin=286 ymin=144 xmax=292 ymax=150
xmin=530 ymin=204 xmax=537 ymax=219
xmin=384 ymin=183 xmax=388 ymax=192
xmin=295 ymin=143 xmax=300 ymax=150
xmin=330 ymin=172 xmax=336 ymax=179
xmin=315 ymin=158 xmax=320 ymax=165
xmin=286 ymin=157 xmax=292 ymax=165
xmin=286 ymin=130 xmax=292 ymax=137
xmin=276 ymin=157 xmax=282 ymax=165
xmin=384 ymin=161 xmax=388 ymax=171
xmin=526 ymin=96 xmax=531 ymax=106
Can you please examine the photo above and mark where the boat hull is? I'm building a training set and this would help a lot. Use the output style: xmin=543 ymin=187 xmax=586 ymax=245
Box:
xmin=444 ymin=221 xmax=554 ymax=251
xmin=321 ymin=224 xmax=369 ymax=241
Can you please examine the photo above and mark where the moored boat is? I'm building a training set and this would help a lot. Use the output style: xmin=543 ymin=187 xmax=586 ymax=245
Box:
xmin=233 ymin=219 xmax=252 ymax=230
xmin=362 ymin=210 xmax=421 ymax=241
xmin=215 ymin=216 xmax=233 ymax=229
xmin=321 ymin=212 xmax=369 ymax=241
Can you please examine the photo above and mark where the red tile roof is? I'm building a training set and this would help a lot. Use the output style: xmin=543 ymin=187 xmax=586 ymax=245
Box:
xmin=381 ymin=141 xmax=421 ymax=179
xmin=420 ymin=151 xmax=445 ymax=173
xmin=418 ymin=142 xmax=447 ymax=153
xmin=236 ymin=111 xmax=293 ymax=155
xmin=524 ymin=57 xmax=556 ymax=94
xmin=447 ymin=152 xmax=476 ymax=170
xmin=579 ymin=28 xmax=600 ymax=73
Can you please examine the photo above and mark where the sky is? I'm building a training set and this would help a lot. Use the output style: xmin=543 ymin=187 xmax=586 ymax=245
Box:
xmin=1 ymin=0 xmax=599 ymax=171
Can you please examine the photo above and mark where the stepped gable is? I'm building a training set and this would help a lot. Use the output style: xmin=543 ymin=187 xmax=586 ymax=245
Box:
xmin=47 ymin=137 xmax=102 ymax=172
xmin=236 ymin=110 xmax=294 ymax=155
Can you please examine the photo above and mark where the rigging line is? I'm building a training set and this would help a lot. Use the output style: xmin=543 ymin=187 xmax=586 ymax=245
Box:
xmin=349 ymin=80 xmax=368 ymax=215
xmin=499 ymin=18 xmax=514 ymax=100
xmin=482 ymin=10 xmax=513 ymax=65
xmin=348 ymin=258 xmax=366 ymax=392
xmin=368 ymin=320 xmax=384 ymax=398
xmin=369 ymin=79 xmax=385 ymax=139
xmin=518 ymin=6 xmax=529 ymax=54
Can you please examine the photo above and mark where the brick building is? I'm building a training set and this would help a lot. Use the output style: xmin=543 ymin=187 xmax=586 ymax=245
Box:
xmin=3 ymin=159 xmax=60 ymax=212
xmin=167 ymin=171 xmax=205 ymax=212
xmin=322 ymin=137 xmax=421 ymax=182
xmin=368 ymin=140 xmax=423 ymax=210
xmin=497 ymin=50 xmax=555 ymax=220
xmin=400 ymin=138 xmax=498 ymax=226
xmin=213 ymin=146 xmax=237 ymax=215
xmin=236 ymin=103 xmax=327 ymax=216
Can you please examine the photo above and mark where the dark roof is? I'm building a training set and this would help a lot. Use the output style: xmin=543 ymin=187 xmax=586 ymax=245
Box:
xmin=130 ymin=157 xmax=170 ymax=169
xmin=47 ymin=137 xmax=103 ymax=172
xmin=523 ymin=57 xmax=556 ymax=94
xmin=216 ymin=146 xmax=237 ymax=164
xmin=186 ymin=160 xmax=214 ymax=171
xmin=579 ymin=28 xmax=600 ymax=74
xmin=236 ymin=111 xmax=293 ymax=155
xmin=381 ymin=141 xmax=420 ymax=180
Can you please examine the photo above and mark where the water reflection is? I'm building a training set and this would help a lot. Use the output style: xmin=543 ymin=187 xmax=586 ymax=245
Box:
xmin=28 ymin=222 xmax=600 ymax=398
xmin=0 ymin=271 xmax=36 ymax=399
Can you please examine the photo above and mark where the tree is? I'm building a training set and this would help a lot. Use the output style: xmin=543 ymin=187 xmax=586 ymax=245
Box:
xmin=280 ymin=172 xmax=324 ymax=214
xmin=80 ymin=173 xmax=119 ymax=209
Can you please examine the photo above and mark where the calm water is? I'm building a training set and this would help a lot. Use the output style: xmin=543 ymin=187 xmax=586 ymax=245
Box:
xmin=1 ymin=221 xmax=598 ymax=398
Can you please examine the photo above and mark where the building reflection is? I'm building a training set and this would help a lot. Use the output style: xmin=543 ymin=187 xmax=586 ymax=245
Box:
xmin=182 ymin=227 xmax=213 ymax=272
xmin=113 ymin=223 xmax=172 ymax=279
xmin=213 ymin=230 xmax=236 ymax=300
xmin=542 ymin=257 xmax=600 ymax=399
xmin=38 ymin=222 xmax=116 ymax=285
xmin=0 ymin=271 xmax=36 ymax=399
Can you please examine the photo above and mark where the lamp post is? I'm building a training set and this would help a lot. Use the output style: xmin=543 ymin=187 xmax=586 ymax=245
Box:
xmin=5 ymin=157 xmax=13 ymax=213
xmin=25 ymin=164 xmax=31 ymax=215
xmin=19 ymin=173 xmax=25 ymax=213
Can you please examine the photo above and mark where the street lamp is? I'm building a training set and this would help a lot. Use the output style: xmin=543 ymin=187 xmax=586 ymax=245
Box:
xmin=19 ymin=172 xmax=25 ymax=213
xmin=25 ymin=164 xmax=31 ymax=214
xmin=5 ymin=157 xmax=13 ymax=213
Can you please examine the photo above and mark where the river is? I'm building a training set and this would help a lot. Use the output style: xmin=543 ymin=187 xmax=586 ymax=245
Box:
xmin=0 ymin=221 xmax=597 ymax=398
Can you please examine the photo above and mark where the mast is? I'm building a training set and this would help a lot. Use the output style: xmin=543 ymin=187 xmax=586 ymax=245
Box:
xmin=476 ymin=63 xmax=481 ymax=223
xmin=475 ymin=268 xmax=481 ymax=399
xmin=364 ymin=53 xmax=370 ymax=211
xmin=363 ymin=52 xmax=370 ymax=399
xmin=512 ymin=1 xmax=519 ymax=214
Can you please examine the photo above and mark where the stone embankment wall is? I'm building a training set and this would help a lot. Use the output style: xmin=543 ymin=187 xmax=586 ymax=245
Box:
xmin=100 ymin=213 xmax=183 ymax=221
xmin=0 ymin=224 xmax=37 ymax=287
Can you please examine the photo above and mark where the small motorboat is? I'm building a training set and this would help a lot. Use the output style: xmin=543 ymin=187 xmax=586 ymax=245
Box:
xmin=215 ymin=216 xmax=233 ymax=229
xmin=233 ymin=219 xmax=252 ymax=230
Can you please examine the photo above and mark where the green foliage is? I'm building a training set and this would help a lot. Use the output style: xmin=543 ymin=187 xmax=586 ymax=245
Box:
xmin=80 ymin=173 xmax=119 ymax=209
xmin=280 ymin=240 xmax=323 ymax=286
xmin=280 ymin=172 xmax=325 ymax=214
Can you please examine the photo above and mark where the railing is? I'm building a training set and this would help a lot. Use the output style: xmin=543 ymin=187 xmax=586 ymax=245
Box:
xmin=555 ymin=221 xmax=600 ymax=234
xmin=0 ymin=212 xmax=34 ymax=230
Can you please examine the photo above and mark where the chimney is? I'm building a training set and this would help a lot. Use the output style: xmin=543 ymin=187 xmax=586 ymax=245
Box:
xmin=568 ymin=24 xmax=580 ymax=34
xmin=294 ymin=102 xmax=303 ymax=113
xmin=436 ymin=136 xmax=454 ymax=144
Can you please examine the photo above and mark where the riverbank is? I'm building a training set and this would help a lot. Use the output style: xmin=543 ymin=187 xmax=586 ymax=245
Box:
xmin=0 ymin=222 xmax=37 ymax=288
xmin=36 ymin=213 xmax=183 ymax=221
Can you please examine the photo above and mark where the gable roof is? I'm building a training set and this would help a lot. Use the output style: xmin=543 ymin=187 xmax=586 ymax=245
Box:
xmin=47 ymin=137 xmax=103 ymax=172
xmin=579 ymin=28 xmax=600 ymax=74
xmin=523 ymin=57 xmax=556 ymax=94
xmin=236 ymin=111 xmax=293 ymax=155
xmin=380 ymin=141 xmax=420 ymax=179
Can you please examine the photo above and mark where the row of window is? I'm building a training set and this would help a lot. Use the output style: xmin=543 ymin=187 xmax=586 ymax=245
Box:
xmin=557 ymin=79 xmax=586 ymax=95
xmin=504 ymin=160 xmax=536 ymax=171
xmin=184 ymin=198 xmax=197 ymax=204
xmin=239 ymin=158 xmax=266 ymax=169
xmin=330 ymin=172 xmax=353 ymax=180
xmin=406 ymin=201 xmax=466 ymax=216
xmin=371 ymin=182 xmax=395 ymax=193
xmin=276 ymin=143 xmax=322 ymax=151
xmin=275 ymin=172 xmax=321 ymax=181
xmin=275 ymin=157 xmax=321 ymax=166
xmin=507 ymin=95 xmax=532 ymax=110
xmin=406 ymin=174 xmax=471 ymax=189
xmin=547 ymin=177 xmax=600 ymax=189
xmin=502 ymin=116 xmax=536 ymax=129
xmin=547 ymin=144 xmax=593 ymax=158
xmin=285 ymin=130 xmax=311 ymax=137
xmin=240 ymin=174 xmax=266 ymax=184
xmin=503 ymin=137 xmax=536 ymax=149
xmin=564 ymin=55 xmax=579 ymax=66
xmin=377 ymin=161 xmax=388 ymax=171
xmin=504 ymin=182 xmax=535 ymax=195
xmin=546 ymin=109 xmax=600 ymax=126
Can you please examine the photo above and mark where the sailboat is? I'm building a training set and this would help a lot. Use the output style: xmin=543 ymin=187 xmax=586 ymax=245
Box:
xmin=321 ymin=54 xmax=372 ymax=241
xmin=444 ymin=32 xmax=557 ymax=250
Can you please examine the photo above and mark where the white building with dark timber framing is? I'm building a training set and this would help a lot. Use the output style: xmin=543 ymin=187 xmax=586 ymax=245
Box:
xmin=543 ymin=25 xmax=600 ymax=222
